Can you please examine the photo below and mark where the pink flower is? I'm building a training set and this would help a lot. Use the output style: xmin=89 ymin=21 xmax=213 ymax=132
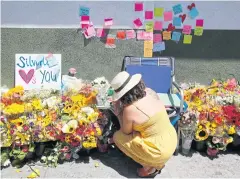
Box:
xmin=65 ymin=153 xmax=72 ymax=160
xmin=23 ymin=125 xmax=29 ymax=131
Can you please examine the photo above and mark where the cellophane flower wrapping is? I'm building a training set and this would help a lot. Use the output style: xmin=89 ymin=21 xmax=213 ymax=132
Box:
xmin=183 ymin=78 xmax=240 ymax=150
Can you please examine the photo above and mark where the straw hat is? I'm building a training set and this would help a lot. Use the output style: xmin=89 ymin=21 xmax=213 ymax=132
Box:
xmin=111 ymin=71 xmax=142 ymax=101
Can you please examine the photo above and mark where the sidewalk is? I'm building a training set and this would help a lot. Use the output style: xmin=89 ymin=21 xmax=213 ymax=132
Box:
xmin=1 ymin=149 xmax=240 ymax=178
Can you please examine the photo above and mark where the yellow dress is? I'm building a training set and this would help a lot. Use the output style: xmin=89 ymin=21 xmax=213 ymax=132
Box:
xmin=114 ymin=110 xmax=177 ymax=170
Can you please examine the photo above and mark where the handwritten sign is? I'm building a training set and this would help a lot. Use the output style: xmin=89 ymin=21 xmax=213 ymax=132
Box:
xmin=133 ymin=18 xmax=143 ymax=28
xmin=126 ymin=30 xmax=136 ymax=39
xmin=196 ymin=19 xmax=204 ymax=27
xmin=162 ymin=31 xmax=171 ymax=40
xmin=154 ymin=7 xmax=164 ymax=17
xmin=79 ymin=6 xmax=90 ymax=16
xmin=194 ymin=27 xmax=203 ymax=36
xmin=104 ymin=18 xmax=113 ymax=27
xmin=145 ymin=21 xmax=154 ymax=32
xmin=183 ymin=35 xmax=192 ymax=44
xmin=172 ymin=4 xmax=183 ymax=15
xmin=144 ymin=48 xmax=153 ymax=57
xmin=105 ymin=35 xmax=116 ymax=48
xmin=182 ymin=25 xmax=192 ymax=34
xmin=117 ymin=31 xmax=126 ymax=39
xmin=144 ymin=40 xmax=153 ymax=50
xmin=15 ymin=54 xmax=61 ymax=90
xmin=143 ymin=32 xmax=153 ymax=41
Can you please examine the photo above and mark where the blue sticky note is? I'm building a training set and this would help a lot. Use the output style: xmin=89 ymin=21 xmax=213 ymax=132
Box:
xmin=173 ymin=17 xmax=182 ymax=27
xmin=172 ymin=32 xmax=181 ymax=42
xmin=153 ymin=42 xmax=165 ymax=52
xmin=172 ymin=4 xmax=183 ymax=15
xmin=189 ymin=7 xmax=199 ymax=19
xmin=79 ymin=6 xmax=90 ymax=16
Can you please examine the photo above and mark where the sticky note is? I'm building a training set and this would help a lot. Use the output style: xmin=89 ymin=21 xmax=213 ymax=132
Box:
xmin=153 ymin=34 xmax=162 ymax=43
xmin=196 ymin=19 xmax=204 ymax=27
xmin=105 ymin=37 xmax=116 ymax=48
xmin=164 ymin=11 xmax=173 ymax=21
xmin=194 ymin=27 xmax=203 ymax=36
xmin=189 ymin=7 xmax=199 ymax=19
xmin=183 ymin=35 xmax=192 ymax=44
xmin=144 ymin=48 xmax=153 ymax=57
xmin=96 ymin=29 xmax=106 ymax=37
xmin=154 ymin=21 xmax=163 ymax=30
xmin=145 ymin=21 xmax=154 ymax=32
xmin=126 ymin=30 xmax=136 ymax=39
xmin=84 ymin=26 xmax=96 ymax=39
xmin=79 ymin=6 xmax=90 ymax=16
xmin=104 ymin=18 xmax=113 ymax=26
xmin=172 ymin=31 xmax=181 ymax=42
xmin=182 ymin=25 xmax=192 ymax=34
xmin=137 ymin=31 xmax=145 ymax=40
xmin=81 ymin=16 xmax=89 ymax=21
xmin=154 ymin=8 xmax=164 ymax=17
xmin=117 ymin=31 xmax=126 ymax=39
xmin=162 ymin=31 xmax=171 ymax=40
xmin=173 ymin=17 xmax=182 ymax=27
xmin=153 ymin=42 xmax=165 ymax=52
xmin=135 ymin=2 xmax=143 ymax=11
xmin=143 ymin=32 xmax=153 ymax=41
xmin=145 ymin=11 xmax=153 ymax=20
xmin=172 ymin=4 xmax=183 ymax=15
xmin=144 ymin=40 xmax=153 ymax=49
xmin=133 ymin=18 xmax=143 ymax=28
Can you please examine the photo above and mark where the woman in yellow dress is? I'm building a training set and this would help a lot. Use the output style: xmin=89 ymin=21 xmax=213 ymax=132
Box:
xmin=110 ymin=71 xmax=177 ymax=177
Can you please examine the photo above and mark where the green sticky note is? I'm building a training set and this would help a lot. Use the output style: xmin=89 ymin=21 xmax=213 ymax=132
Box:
xmin=154 ymin=8 xmax=164 ymax=17
xmin=194 ymin=26 xmax=203 ymax=36
xmin=145 ymin=21 xmax=154 ymax=32
xmin=183 ymin=35 xmax=192 ymax=44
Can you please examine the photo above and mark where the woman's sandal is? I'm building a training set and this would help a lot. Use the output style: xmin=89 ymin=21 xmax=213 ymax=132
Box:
xmin=137 ymin=168 xmax=161 ymax=178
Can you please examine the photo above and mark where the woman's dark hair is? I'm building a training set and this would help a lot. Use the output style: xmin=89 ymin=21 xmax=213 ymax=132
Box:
xmin=120 ymin=80 xmax=146 ymax=105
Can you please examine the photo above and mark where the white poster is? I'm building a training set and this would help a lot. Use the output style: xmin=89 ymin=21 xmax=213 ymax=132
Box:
xmin=15 ymin=54 xmax=62 ymax=90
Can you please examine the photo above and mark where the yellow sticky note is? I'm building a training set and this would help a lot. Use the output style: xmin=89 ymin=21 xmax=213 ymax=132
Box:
xmin=154 ymin=8 xmax=164 ymax=17
xmin=144 ymin=40 xmax=153 ymax=49
xmin=194 ymin=26 xmax=203 ymax=36
xmin=183 ymin=35 xmax=192 ymax=44
xmin=144 ymin=48 xmax=153 ymax=57
xmin=145 ymin=22 xmax=154 ymax=32
xmin=162 ymin=31 xmax=171 ymax=40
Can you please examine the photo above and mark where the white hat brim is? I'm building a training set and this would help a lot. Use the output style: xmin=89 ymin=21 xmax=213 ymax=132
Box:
xmin=112 ymin=74 xmax=142 ymax=101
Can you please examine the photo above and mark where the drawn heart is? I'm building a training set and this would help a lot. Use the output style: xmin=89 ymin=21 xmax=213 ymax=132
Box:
xmin=179 ymin=14 xmax=186 ymax=23
xmin=19 ymin=69 xmax=35 ymax=84
xmin=167 ymin=23 xmax=175 ymax=32
xmin=187 ymin=3 xmax=195 ymax=10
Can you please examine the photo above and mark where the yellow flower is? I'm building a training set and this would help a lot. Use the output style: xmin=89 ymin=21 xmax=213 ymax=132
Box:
xmin=195 ymin=128 xmax=209 ymax=141
xmin=96 ymin=127 xmax=102 ymax=136
xmin=24 ymin=103 xmax=33 ymax=112
xmin=15 ymin=132 xmax=30 ymax=144
xmin=41 ymin=115 xmax=51 ymax=127
xmin=9 ymin=118 xmax=24 ymax=127
xmin=32 ymin=99 xmax=43 ymax=110
xmin=228 ymin=126 xmax=236 ymax=135
xmin=83 ymin=142 xmax=90 ymax=148
xmin=3 ymin=103 xmax=24 ymax=115
xmin=87 ymin=112 xmax=99 ymax=122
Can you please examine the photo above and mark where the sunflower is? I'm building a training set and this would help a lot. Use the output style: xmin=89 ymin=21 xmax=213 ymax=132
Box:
xmin=227 ymin=125 xmax=236 ymax=135
xmin=31 ymin=99 xmax=43 ymax=111
xmin=9 ymin=118 xmax=24 ymax=127
xmin=195 ymin=127 xmax=209 ymax=141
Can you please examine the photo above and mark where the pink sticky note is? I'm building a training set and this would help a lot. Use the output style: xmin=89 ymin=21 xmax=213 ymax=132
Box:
xmin=133 ymin=18 xmax=143 ymax=28
xmin=135 ymin=2 xmax=143 ymax=11
xmin=183 ymin=25 xmax=192 ymax=34
xmin=196 ymin=19 xmax=204 ymax=27
xmin=164 ymin=11 xmax=173 ymax=21
xmin=137 ymin=31 xmax=144 ymax=40
xmin=126 ymin=30 xmax=136 ymax=39
xmin=104 ymin=18 xmax=113 ymax=26
xmin=154 ymin=21 xmax=163 ymax=30
xmin=153 ymin=34 xmax=162 ymax=43
xmin=96 ymin=28 xmax=105 ymax=37
xmin=81 ymin=16 xmax=90 ymax=21
xmin=84 ymin=26 xmax=96 ymax=39
xmin=143 ymin=32 xmax=153 ymax=40
xmin=145 ymin=11 xmax=153 ymax=20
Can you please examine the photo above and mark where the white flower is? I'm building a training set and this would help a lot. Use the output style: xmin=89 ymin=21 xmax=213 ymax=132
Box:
xmin=48 ymin=156 xmax=53 ymax=160
xmin=62 ymin=120 xmax=78 ymax=133
xmin=41 ymin=156 xmax=47 ymax=161
xmin=81 ymin=107 xmax=94 ymax=115
xmin=3 ymin=159 xmax=11 ymax=167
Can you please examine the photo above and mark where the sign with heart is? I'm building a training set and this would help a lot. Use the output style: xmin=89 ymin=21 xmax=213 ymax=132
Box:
xmin=15 ymin=54 xmax=62 ymax=90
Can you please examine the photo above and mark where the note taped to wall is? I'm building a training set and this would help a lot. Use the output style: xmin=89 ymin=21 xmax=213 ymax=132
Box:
xmin=145 ymin=22 xmax=154 ymax=32
xmin=182 ymin=25 xmax=192 ymax=34
xmin=79 ymin=6 xmax=90 ymax=16
xmin=183 ymin=35 xmax=192 ymax=44
xmin=154 ymin=7 xmax=164 ymax=17
xmin=162 ymin=31 xmax=171 ymax=40
xmin=194 ymin=27 xmax=203 ymax=36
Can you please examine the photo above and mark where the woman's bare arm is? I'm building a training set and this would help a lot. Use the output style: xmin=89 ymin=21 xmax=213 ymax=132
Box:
xmin=145 ymin=88 xmax=160 ymax=100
